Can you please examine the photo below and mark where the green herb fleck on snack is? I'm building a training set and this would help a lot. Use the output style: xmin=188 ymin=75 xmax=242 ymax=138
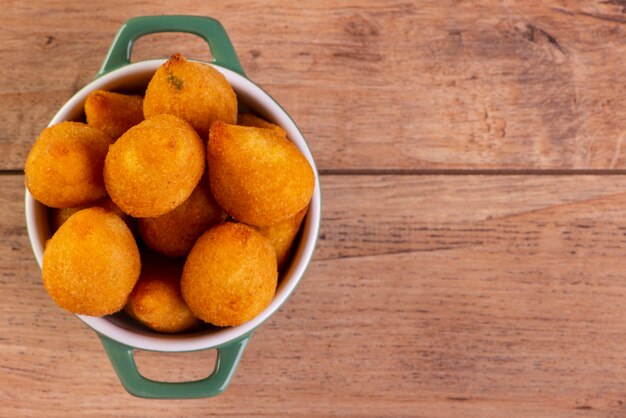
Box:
xmin=167 ymin=72 xmax=184 ymax=90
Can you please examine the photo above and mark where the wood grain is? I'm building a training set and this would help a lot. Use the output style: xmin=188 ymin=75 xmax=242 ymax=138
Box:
xmin=4 ymin=1 xmax=626 ymax=171
xmin=4 ymin=174 xmax=626 ymax=417
xmin=6 ymin=1 xmax=626 ymax=416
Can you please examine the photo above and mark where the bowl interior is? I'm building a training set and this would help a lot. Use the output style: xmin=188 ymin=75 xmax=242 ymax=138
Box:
xmin=25 ymin=60 xmax=321 ymax=351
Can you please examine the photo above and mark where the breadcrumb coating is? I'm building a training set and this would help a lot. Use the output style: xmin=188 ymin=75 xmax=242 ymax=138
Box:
xmin=25 ymin=122 xmax=113 ymax=208
xmin=42 ymin=207 xmax=140 ymax=316
xmin=237 ymin=113 xmax=286 ymax=137
xmin=182 ymin=223 xmax=277 ymax=327
xmin=85 ymin=90 xmax=144 ymax=139
xmin=51 ymin=196 xmax=133 ymax=232
xmin=125 ymin=253 xmax=199 ymax=333
xmin=144 ymin=53 xmax=237 ymax=139
xmin=138 ymin=174 xmax=226 ymax=257
xmin=104 ymin=114 xmax=205 ymax=217
xmin=256 ymin=206 xmax=308 ymax=271
xmin=207 ymin=122 xmax=314 ymax=227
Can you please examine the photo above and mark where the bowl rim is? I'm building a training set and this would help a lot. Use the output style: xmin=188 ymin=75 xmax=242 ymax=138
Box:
xmin=24 ymin=59 xmax=321 ymax=352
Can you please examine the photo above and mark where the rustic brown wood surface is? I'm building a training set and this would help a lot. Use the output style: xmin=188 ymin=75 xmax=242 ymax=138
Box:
xmin=5 ymin=174 xmax=626 ymax=417
xmin=4 ymin=1 xmax=626 ymax=417
xmin=4 ymin=0 xmax=626 ymax=171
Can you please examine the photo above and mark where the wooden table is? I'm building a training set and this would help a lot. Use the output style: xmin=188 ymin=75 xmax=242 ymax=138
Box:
xmin=3 ymin=1 xmax=626 ymax=416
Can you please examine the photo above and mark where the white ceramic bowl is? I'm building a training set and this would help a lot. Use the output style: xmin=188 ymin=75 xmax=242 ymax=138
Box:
xmin=25 ymin=59 xmax=321 ymax=352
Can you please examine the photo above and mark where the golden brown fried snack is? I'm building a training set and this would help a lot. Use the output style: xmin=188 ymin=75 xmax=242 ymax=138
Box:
xmin=42 ymin=207 xmax=140 ymax=316
xmin=182 ymin=223 xmax=277 ymax=327
xmin=104 ymin=114 xmax=205 ymax=217
xmin=138 ymin=174 xmax=226 ymax=257
xmin=257 ymin=206 xmax=308 ymax=271
xmin=125 ymin=253 xmax=199 ymax=333
xmin=238 ymin=113 xmax=286 ymax=137
xmin=208 ymin=122 xmax=315 ymax=227
xmin=25 ymin=122 xmax=113 ymax=208
xmin=85 ymin=90 xmax=144 ymax=139
xmin=51 ymin=196 xmax=133 ymax=231
xmin=144 ymin=53 xmax=237 ymax=139
xmin=52 ymin=207 xmax=82 ymax=231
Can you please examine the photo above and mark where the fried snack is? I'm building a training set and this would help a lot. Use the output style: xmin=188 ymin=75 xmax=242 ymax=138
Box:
xmin=25 ymin=122 xmax=113 ymax=208
xmin=125 ymin=253 xmax=199 ymax=333
xmin=138 ymin=175 xmax=226 ymax=257
xmin=42 ymin=207 xmax=140 ymax=316
xmin=85 ymin=90 xmax=144 ymax=139
xmin=144 ymin=53 xmax=237 ymax=139
xmin=51 ymin=196 xmax=132 ymax=231
xmin=208 ymin=122 xmax=315 ymax=226
xmin=104 ymin=114 xmax=205 ymax=217
xmin=52 ymin=207 xmax=82 ymax=231
xmin=238 ymin=113 xmax=286 ymax=137
xmin=182 ymin=223 xmax=277 ymax=327
xmin=257 ymin=206 xmax=308 ymax=271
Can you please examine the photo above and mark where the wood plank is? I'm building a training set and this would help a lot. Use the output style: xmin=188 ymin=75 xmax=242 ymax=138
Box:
xmin=4 ymin=1 xmax=626 ymax=171
xmin=4 ymin=174 xmax=626 ymax=416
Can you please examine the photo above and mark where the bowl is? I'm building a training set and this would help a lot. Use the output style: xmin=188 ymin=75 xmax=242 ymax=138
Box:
xmin=24 ymin=15 xmax=321 ymax=399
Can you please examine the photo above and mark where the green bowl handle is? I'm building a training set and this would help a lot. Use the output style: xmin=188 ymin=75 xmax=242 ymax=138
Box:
xmin=97 ymin=15 xmax=246 ymax=78
xmin=98 ymin=333 xmax=251 ymax=399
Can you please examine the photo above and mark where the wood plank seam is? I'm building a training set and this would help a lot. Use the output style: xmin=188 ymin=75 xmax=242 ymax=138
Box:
xmin=10 ymin=169 xmax=626 ymax=176
xmin=317 ymin=169 xmax=626 ymax=176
